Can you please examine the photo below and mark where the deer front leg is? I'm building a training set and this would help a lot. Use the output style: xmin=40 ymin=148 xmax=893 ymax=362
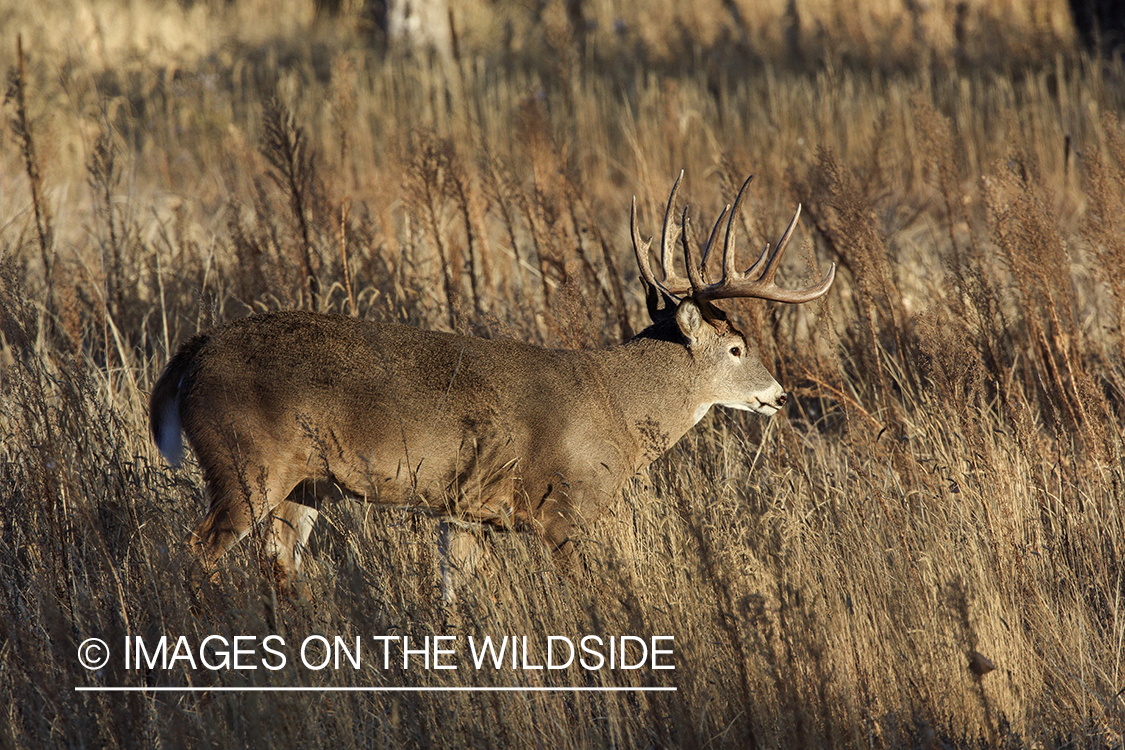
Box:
xmin=537 ymin=491 xmax=593 ymax=575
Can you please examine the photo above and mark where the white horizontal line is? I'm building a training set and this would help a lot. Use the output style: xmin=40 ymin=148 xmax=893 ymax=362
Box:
xmin=76 ymin=686 xmax=677 ymax=693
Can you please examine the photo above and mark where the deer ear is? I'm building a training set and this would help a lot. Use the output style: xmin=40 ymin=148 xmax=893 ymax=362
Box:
xmin=675 ymin=298 xmax=706 ymax=346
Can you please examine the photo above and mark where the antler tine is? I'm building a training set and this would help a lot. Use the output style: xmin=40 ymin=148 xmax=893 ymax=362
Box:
xmin=757 ymin=203 xmax=802 ymax=284
xmin=639 ymin=171 xmax=690 ymax=294
xmin=698 ymin=196 xmax=837 ymax=304
xmin=659 ymin=171 xmax=686 ymax=286
xmin=741 ymin=203 xmax=797 ymax=281
xmin=632 ymin=178 xmax=692 ymax=296
xmin=698 ymin=203 xmax=730 ymax=282
xmin=722 ymin=175 xmax=754 ymax=282
xmin=744 ymin=242 xmax=771 ymax=279
xmin=680 ymin=206 xmax=706 ymax=291
xmin=631 ymin=195 xmax=660 ymax=290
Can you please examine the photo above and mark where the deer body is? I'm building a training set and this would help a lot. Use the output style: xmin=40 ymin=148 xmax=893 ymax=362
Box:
xmin=150 ymin=173 xmax=834 ymax=589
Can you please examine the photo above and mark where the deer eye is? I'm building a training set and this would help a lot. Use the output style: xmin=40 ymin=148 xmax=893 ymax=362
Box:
xmin=730 ymin=346 xmax=742 ymax=357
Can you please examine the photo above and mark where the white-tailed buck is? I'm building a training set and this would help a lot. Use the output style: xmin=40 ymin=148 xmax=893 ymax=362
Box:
xmin=150 ymin=173 xmax=835 ymax=591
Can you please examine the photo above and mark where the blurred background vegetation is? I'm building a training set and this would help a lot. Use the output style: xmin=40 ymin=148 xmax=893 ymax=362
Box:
xmin=3 ymin=0 xmax=1125 ymax=747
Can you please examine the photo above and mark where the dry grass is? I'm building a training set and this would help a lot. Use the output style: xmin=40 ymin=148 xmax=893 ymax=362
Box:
xmin=3 ymin=1 xmax=1125 ymax=747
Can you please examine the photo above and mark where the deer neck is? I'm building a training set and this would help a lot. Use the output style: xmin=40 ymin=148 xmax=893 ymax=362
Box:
xmin=587 ymin=335 xmax=707 ymax=472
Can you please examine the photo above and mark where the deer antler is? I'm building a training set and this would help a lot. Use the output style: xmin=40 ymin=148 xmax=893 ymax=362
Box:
xmin=632 ymin=171 xmax=694 ymax=298
xmin=633 ymin=173 xmax=836 ymax=306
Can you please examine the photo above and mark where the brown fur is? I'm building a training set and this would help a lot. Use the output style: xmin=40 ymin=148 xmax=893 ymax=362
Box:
xmin=150 ymin=303 xmax=786 ymax=588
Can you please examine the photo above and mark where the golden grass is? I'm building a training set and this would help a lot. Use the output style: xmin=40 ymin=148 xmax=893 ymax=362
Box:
xmin=2 ymin=1 xmax=1125 ymax=747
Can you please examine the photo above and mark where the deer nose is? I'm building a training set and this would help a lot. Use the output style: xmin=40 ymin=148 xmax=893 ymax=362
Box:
xmin=776 ymin=392 xmax=788 ymax=407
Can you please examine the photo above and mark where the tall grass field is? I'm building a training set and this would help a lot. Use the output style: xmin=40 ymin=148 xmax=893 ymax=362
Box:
xmin=2 ymin=0 xmax=1124 ymax=746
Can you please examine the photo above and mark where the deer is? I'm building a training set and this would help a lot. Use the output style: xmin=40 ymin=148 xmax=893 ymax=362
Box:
xmin=149 ymin=172 xmax=835 ymax=593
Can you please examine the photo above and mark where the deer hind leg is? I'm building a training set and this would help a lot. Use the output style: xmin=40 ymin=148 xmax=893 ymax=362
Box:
xmin=189 ymin=453 xmax=302 ymax=579
xmin=438 ymin=520 xmax=486 ymax=605
xmin=262 ymin=500 xmax=320 ymax=595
